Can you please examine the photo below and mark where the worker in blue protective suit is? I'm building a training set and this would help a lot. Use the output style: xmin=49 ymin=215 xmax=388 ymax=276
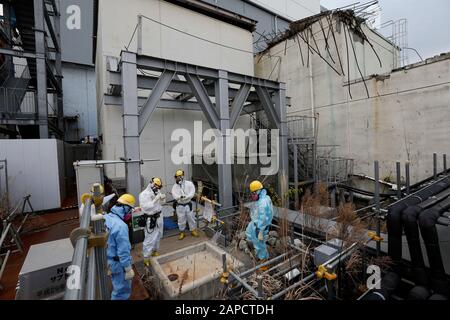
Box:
xmin=245 ymin=180 xmax=274 ymax=267
xmin=104 ymin=194 xmax=136 ymax=300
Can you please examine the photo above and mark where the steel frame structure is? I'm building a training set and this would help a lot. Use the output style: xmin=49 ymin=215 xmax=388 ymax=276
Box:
xmin=0 ymin=0 xmax=63 ymax=138
xmin=106 ymin=51 xmax=289 ymax=207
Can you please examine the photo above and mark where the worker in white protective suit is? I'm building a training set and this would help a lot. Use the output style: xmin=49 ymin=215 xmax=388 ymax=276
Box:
xmin=171 ymin=170 xmax=198 ymax=240
xmin=139 ymin=177 xmax=166 ymax=266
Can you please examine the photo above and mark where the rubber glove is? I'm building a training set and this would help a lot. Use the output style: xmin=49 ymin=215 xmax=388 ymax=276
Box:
xmin=124 ymin=266 xmax=135 ymax=280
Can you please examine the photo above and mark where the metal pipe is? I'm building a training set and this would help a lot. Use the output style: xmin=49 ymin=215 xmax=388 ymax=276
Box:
xmin=64 ymin=198 xmax=92 ymax=300
xmin=270 ymin=272 xmax=316 ymax=300
xmin=270 ymin=223 xmax=327 ymax=245
xmin=0 ymin=250 xmax=10 ymax=281
xmin=86 ymin=251 xmax=96 ymax=300
xmin=374 ymin=161 xmax=381 ymax=256
xmin=229 ymin=271 xmax=259 ymax=298
xmin=74 ymin=159 xmax=159 ymax=167
xmin=0 ymin=223 xmax=11 ymax=249
xmin=396 ymin=162 xmax=402 ymax=200
xmin=240 ymin=251 xmax=292 ymax=278
xmin=405 ymin=162 xmax=410 ymax=195
xmin=93 ymin=219 xmax=109 ymax=300
xmin=137 ymin=15 xmax=143 ymax=55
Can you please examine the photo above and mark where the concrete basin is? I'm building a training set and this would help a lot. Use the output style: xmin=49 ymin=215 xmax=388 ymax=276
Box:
xmin=150 ymin=241 xmax=243 ymax=300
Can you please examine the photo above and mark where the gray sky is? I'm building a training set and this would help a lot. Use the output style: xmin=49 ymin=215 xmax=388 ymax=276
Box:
xmin=321 ymin=0 xmax=450 ymax=63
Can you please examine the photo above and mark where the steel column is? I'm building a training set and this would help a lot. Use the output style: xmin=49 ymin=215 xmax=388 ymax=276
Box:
xmin=374 ymin=161 xmax=381 ymax=256
xmin=216 ymin=70 xmax=233 ymax=208
xmin=274 ymin=83 xmax=289 ymax=206
xmin=444 ymin=154 xmax=447 ymax=173
xmin=433 ymin=153 xmax=438 ymax=180
xmin=121 ymin=52 xmax=142 ymax=201
xmin=396 ymin=161 xmax=402 ymax=200
xmin=405 ymin=162 xmax=410 ymax=195
xmin=54 ymin=2 xmax=64 ymax=135
xmin=293 ymin=144 xmax=299 ymax=210
xmin=34 ymin=0 xmax=48 ymax=138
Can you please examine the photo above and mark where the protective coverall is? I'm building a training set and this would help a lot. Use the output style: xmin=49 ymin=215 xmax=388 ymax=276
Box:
xmin=171 ymin=180 xmax=196 ymax=231
xmin=104 ymin=205 xmax=133 ymax=300
xmin=245 ymin=189 xmax=274 ymax=260
xmin=139 ymin=184 xmax=164 ymax=259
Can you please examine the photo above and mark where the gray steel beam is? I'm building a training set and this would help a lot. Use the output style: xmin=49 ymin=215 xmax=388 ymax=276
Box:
xmin=255 ymin=86 xmax=280 ymax=128
xmin=135 ymin=54 xmax=281 ymax=89
xmin=54 ymin=1 xmax=64 ymax=135
xmin=0 ymin=49 xmax=37 ymax=59
xmin=216 ymin=70 xmax=233 ymax=208
xmin=108 ymin=71 xmax=263 ymax=102
xmin=34 ymin=0 xmax=48 ymax=138
xmin=43 ymin=6 xmax=60 ymax=52
xmin=274 ymin=83 xmax=289 ymax=206
xmin=121 ymin=52 xmax=142 ymax=202
xmin=185 ymin=73 xmax=219 ymax=129
xmin=230 ymin=83 xmax=251 ymax=128
xmin=138 ymin=70 xmax=175 ymax=134
xmin=104 ymin=95 xmax=264 ymax=114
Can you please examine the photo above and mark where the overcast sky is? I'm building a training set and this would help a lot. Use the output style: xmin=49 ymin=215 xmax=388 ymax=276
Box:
xmin=321 ymin=0 xmax=450 ymax=63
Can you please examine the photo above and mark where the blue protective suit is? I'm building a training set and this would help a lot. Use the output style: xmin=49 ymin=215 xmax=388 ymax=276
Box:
xmin=104 ymin=205 xmax=133 ymax=300
xmin=245 ymin=189 xmax=274 ymax=260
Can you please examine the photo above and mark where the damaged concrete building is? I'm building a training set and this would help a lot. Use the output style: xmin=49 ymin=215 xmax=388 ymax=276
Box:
xmin=255 ymin=10 xmax=450 ymax=183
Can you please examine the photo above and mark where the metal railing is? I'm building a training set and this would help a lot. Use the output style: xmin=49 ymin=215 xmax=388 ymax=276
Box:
xmin=287 ymin=115 xmax=317 ymax=143
xmin=64 ymin=184 xmax=110 ymax=300
xmin=0 ymin=87 xmax=36 ymax=114
xmin=316 ymin=157 xmax=354 ymax=186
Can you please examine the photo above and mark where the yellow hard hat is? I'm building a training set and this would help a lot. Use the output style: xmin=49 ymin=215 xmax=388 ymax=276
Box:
xmin=249 ymin=180 xmax=263 ymax=193
xmin=152 ymin=177 xmax=162 ymax=188
xmin=175 ymin=170 xmax=184 ymax=178
xmin=117 ymin=194 xmax=136 ymax=207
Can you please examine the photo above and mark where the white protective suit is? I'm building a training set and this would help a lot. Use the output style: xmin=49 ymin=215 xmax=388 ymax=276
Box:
xmin=139 ymin=184 xmax=165 ymax=258
xmin=171 ymin=180 xmax=196 ymax=231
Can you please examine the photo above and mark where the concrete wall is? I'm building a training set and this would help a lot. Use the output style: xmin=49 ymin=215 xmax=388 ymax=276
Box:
xmin=200 ymin=0 xmax=321 ymax=51
xmin=62 ymin=63 xmax=97 ymax=138
xmin=255 ymin=16 xmax=450 ymax=183
xmin=96 ymin=0 xmax=255 ymax=192
xmin=97 ymin=0 xmax=254 ymax=76
xmin=0 ymin=139 xmax=64 ymax=211
xmin=247 ymin=0 xmax=320 ymax=21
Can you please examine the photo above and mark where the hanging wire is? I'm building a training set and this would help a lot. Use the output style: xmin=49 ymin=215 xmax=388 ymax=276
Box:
xmin=139 ymin=14 xmax=254 ymax=54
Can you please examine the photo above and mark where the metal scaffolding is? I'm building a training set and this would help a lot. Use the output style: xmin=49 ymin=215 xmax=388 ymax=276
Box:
xmin=105 ymin=51 xmax=289 ymax=207
xmin=0 ymin=0 xmax=63 ymax=139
